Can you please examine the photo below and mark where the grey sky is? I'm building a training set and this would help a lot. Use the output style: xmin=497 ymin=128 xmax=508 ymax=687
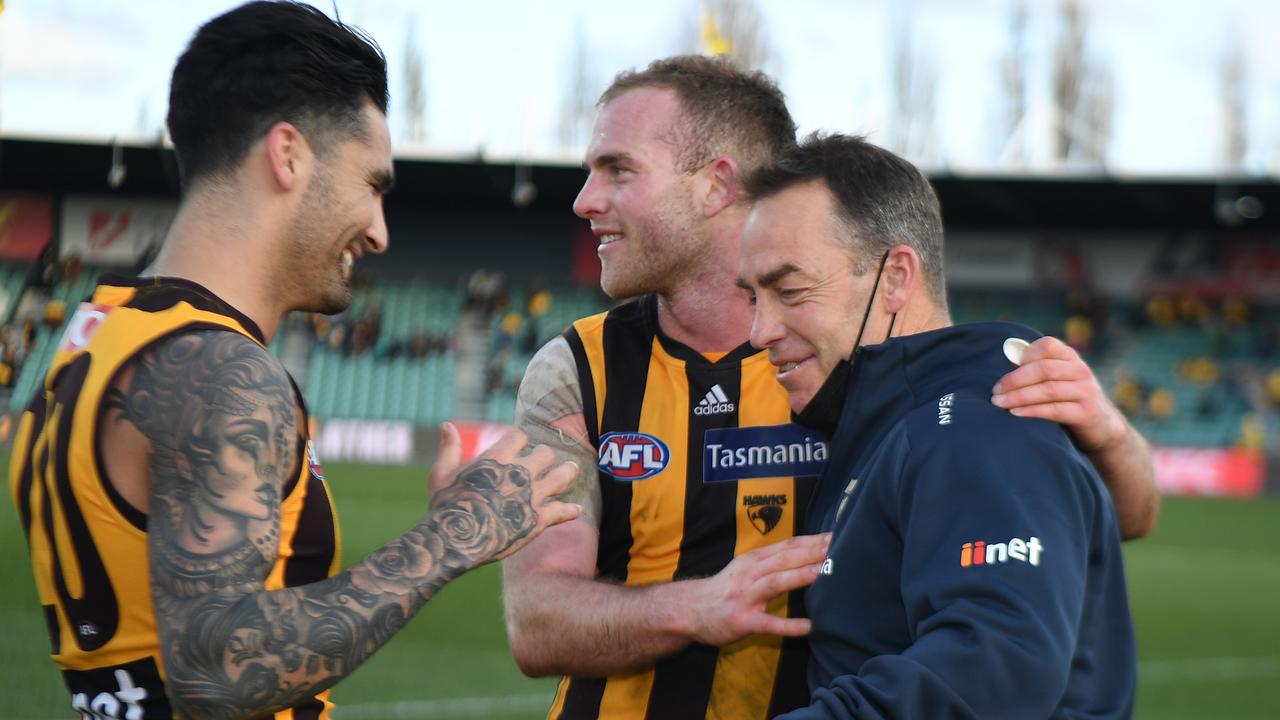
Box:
xmin=0 ymin=0 xmax=1277 ymax=176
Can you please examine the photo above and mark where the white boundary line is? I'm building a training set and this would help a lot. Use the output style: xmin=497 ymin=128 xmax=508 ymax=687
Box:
xmin=1139 ymin=655 xmax=1280 ymax=683
xmin=328 ymin=657 xmax=1280 ymax=718
xmin=337 ymin=692 xmax=552 ymax=719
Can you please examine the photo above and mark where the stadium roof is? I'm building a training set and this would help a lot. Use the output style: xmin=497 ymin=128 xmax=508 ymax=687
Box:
xmin=2 ymin=136 xmax=1277 ymax=232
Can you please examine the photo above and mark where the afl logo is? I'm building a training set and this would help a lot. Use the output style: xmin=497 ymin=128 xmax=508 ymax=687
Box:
xmin=597 ymin=432 xmax=670 ymax=481
xmin=58 ymin=303 xmax=113 ymax=353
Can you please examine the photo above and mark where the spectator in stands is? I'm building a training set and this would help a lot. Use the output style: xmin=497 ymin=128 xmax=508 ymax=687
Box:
xmin=1148 ymin=387 xmax=1176 ymax=421
xmin=349 ymin=301 xmax=381 ymax=356
xmin=41 ymin=298 xmax=66 ymax=327
xmin=1267 ymin=369 xmax=1280 ymax=409
xmin=1176 ymin=293 xmax=1210 ymax=325
xmin=1064 ymin=314 xmax=1095 ymax=355
xmin=1113 ymin=374 xmax=1146 ymax=418
xmin=465 ymin=268 xmax=506 ymax=315
xmin=520 ymin=285 xmax=553 ymax=354
xmin=1144 ymin=295 xmax=1177 ymax=327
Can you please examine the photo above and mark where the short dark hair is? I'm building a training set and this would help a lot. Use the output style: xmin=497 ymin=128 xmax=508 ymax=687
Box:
xmin=167 ymin=1 xmax=389 ymax=188
xmin=600 ymin=55 xmax=796 ymax=176
xmin=744 ymin=133 xmax=947 ymax=305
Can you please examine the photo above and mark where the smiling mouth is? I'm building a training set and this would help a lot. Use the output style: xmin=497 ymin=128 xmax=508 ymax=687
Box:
xmin=775 ymin=359 xmax=804 ymax=380
xmin=341 ymin=248 xmax=359 ymax=277
xmin=598 ymin=233 xmax=624 ymax=246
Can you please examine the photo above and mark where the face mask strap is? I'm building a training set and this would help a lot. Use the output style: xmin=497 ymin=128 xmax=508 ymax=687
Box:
xmin=849 ymin=250 xmax=891 ymax=360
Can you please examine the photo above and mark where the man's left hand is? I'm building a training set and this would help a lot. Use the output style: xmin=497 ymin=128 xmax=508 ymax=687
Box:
xmin=990 ymin=336 xmax=1126 ymax=453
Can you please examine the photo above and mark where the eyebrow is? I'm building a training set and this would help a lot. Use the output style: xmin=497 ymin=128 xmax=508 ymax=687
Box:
xmin=583 ymin=152 xmax=634 ymax=171
xmin=739 ymin=262 xmax=802 ymax=290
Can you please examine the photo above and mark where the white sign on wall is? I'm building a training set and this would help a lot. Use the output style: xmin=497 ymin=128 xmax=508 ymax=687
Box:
xmin=60 ymin=196 xmax=176 ymax=265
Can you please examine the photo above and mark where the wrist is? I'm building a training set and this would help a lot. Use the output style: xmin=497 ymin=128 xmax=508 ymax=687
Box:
xmin=654 ymin=577 xmax=701 ymax=641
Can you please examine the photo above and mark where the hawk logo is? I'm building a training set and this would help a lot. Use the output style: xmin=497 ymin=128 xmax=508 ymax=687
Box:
xmin=743 ymin=494 xmax=787 ymax=534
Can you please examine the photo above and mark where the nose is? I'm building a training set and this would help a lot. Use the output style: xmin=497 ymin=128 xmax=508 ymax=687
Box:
xmin=748 ymin=294 xmax=785 ymax=350
xmin=573 ymin=172 xmax=607 ymax=219
xmin=366 ymin=195 xmax=389 ymax=254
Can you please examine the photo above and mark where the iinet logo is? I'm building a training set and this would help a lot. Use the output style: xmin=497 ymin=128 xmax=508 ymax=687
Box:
xmin=960 ymin=536 xmax=1043 ymax=568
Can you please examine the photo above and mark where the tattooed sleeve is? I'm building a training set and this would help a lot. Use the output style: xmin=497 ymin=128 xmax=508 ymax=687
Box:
xmin=118 ymin=330 xmax=542 ymax=718
xmin=515 ymin=336 xmax=601 ymax=528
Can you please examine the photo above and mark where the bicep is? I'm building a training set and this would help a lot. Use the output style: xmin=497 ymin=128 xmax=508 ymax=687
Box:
xmin=516 ymin=336 xmax=602 ymax=527
xmin=125 ymin=331 xmax=299 ymax=603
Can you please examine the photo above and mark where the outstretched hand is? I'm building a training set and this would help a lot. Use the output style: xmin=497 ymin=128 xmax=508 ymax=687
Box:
xmin=991 ymin=336 xmax=1127 ymax=453
xmin=426 ymin=424 xmax=581 ymax=570
xmin=684 ymin=533 xmax=831 ymax=647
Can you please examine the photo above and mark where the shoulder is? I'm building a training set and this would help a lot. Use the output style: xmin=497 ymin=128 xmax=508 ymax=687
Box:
xmin=897 ymin=390 xmax=1093 ymax=492
xmin=520 ymin=336 xmax=579 ymax=394
xmin=565 ymin=296 xmax=651 ymax=343
xmin=116 ymin=329 xmax=291 ymax=409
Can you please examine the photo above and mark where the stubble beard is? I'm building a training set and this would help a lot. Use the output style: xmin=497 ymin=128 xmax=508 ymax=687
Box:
xmin=283 ymin=168 xmax=353 ymax=316
xmin=600 ymin=186 xmax=707 ymax=301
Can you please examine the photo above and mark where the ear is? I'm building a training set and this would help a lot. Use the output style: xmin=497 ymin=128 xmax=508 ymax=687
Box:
xmin=880 ymin=244 xmax=922 ymax=314
xmin=699 ymin=156 xmax=740 ymax=218
xmin=264 ymin=121 xmax=312 ymax=192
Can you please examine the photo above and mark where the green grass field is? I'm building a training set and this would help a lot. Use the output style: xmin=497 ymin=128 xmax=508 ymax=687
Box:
xmin=3 ymin=459 xmax=1277 ymax=719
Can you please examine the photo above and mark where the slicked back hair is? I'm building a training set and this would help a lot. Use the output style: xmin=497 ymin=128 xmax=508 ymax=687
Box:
xmin=600 ymin=55 xmax=796 ymax=177
xmin=744 ymin=133 xmax=947 ymax=306
xmin=167 ymin=1 xmax=389 ymax=189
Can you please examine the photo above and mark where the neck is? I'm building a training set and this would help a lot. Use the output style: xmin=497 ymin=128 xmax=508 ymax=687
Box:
xmin=655 ymin=208 xmax=752 ymax=353
xmin=149 ymin=189 xmax=286 ymax=342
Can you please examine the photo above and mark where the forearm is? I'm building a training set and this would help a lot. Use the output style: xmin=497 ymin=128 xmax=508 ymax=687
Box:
xmin=156 ymin=514 xmax=478 ymax=718
xmin=1086 ymin=420 xmax=1160 ymax=539
xmin=504 ymin=569 xmax=699 ymax=677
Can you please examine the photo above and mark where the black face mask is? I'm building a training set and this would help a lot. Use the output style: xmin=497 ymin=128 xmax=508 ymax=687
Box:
xmin=792 ymin=251 xmax=896 ymax=434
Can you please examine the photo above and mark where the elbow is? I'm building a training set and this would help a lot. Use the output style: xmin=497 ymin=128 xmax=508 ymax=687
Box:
xmin=505 ymin=612 xmax=559 ymax=678
xmin=508 ymin=630 xmax=558 ymax=678
xmin=1121 ymin=494 xmax=1161 ymax=541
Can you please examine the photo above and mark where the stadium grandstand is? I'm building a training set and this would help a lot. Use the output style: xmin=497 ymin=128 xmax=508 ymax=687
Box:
xmin=1 ymin=135 xmax=1276 ymax=495
xmin=3 ymin=135 xmax=1279 ymax=719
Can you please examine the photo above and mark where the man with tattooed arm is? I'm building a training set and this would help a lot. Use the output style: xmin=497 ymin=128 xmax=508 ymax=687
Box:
xmin=9 ymin=3 xmax=579 ymax=718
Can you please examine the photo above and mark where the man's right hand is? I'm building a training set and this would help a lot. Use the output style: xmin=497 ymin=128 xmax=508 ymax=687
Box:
xmin=427 ymin=425 xmax=581 ymax=570
xmin=681 ymin=532 xmax=831 ymax=647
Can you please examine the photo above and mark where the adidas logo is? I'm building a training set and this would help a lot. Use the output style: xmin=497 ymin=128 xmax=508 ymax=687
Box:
xmin=694 ymin=384 xmax=736 ymax=416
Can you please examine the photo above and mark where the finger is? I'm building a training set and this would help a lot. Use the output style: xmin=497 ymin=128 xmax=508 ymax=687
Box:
xmin=531 ymin=460 xmax=579 ymax=502
xmin=427 ymin=421 xmax=463 ymax=497
xmin=746 ymin=614 xmax=812 ymax=638
xmin=993 ymin=359 xmax=1089 ymax=399
xmin=536 ymin=500 xmax=584 ymax=529
xmin=993 ymin=378 xmax=1093 ymax=411
xmin=751 ymin=562 xmax=824 ymax=600
xmin=1019 ymin=335 xmax=1076 ymax=365
xmin=494 ymin=501 xmax=584 ymax=561
xmin=738 ymin=532 xmax=832 ymax=564
xmin=1006 ymin=400 xmax=1088 ymax=425
xmin=479 ymin=427 xmax=529 ymax=462
xmin=751 ymin=541 xmax=832 ymax=580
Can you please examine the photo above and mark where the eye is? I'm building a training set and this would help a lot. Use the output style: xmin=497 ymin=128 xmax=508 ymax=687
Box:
xmin=778 ymin=288 xmax=802 ymax=300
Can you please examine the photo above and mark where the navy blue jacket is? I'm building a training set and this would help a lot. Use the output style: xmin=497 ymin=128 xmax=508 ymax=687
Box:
xmin=782 ymin=322 xmax=1136 ymax=720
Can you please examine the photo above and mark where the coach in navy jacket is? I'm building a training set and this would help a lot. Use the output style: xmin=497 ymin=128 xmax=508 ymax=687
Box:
xmin=738 ymin=133 xmax=1137 ymax=719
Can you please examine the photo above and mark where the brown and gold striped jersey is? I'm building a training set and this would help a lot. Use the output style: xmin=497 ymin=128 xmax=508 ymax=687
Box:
xmin=9 ymin=276 xmax=340 ymax=719
xmin=549 ymin=296 xmax=818 ymax=720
